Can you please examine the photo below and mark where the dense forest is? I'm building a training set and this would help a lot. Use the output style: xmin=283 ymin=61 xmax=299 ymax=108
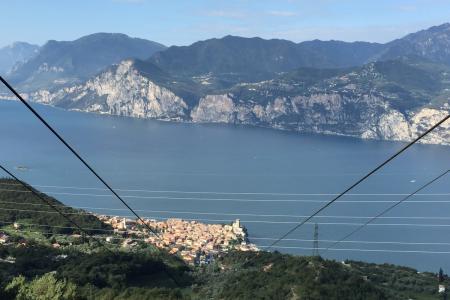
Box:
xmin=0 ymin=179 xmax=448 ymax=299
xmin=1 ymin=243 xmax=447 ymax=299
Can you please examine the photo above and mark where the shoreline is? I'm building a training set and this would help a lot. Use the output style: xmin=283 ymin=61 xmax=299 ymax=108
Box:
xmin=1 ymin=98 xmax=448 ymax=147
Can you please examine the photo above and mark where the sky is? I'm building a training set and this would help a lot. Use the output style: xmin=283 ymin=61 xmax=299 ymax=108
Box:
xmin=1 ymin=0 xmax=450 ymax=48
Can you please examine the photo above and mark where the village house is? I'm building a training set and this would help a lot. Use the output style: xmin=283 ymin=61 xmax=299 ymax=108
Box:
xmin=0 ymin=232 xmax=10 ymax=244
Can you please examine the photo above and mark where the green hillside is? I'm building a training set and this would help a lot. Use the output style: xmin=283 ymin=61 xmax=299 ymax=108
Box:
xmin=0 ymin=178 xmax=110 ymax=234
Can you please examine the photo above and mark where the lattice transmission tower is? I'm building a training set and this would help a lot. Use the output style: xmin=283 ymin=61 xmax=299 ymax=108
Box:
xmin=312 ymin=223 xmax=319 ymax=257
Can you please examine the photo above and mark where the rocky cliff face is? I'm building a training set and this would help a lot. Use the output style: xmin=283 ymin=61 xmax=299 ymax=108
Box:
xmin=191 ymin=94 xmax=236 ymax=123
xmin=32 ymin=60 xmax=187 ymax=120
xmin=28 ymin=61 xmax=449 ymax=146
xmin=409 ymin=108 xmax=450 ymax=145
xmin=188 ymin=93 xmax=450 ymax=145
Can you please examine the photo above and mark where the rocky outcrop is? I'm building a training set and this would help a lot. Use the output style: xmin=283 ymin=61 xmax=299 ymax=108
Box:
xmin=189 ymin=93 xmax=449 ymax=145
xmin=31 ymin=60 xmax=188 ymax=120
xmin=191 ymin=94 xmax=235 ymax=123
xmin=376 ymin=110 xmax=412 ymax=141
xmin=409 ymin=108 xmax=450 ymax=145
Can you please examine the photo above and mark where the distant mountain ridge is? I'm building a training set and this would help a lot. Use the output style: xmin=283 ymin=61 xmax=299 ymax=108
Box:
xmin=8 ymin=33 xmax=166 ymax=91
xmin=3 ymin=23 xmax=450 ymax=145
xmin=0 ymin=42 xmax=39 ymax=74
xmin=149 ymin=36 xmax=384 ymax=81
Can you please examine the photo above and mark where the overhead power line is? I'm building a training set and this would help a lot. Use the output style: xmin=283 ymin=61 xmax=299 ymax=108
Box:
xmin=326 ymin=169 xmax=450 ymax=252
xmin=251 ymin=237 xmax=450 ymax=246
xmin=258 ymin=246 xmax=450 ymax=254
xmin=0 ymin=220 xmax=116 ymax=233
xmin=7 ymin=226 xmax=450 ymax=249
xmin=4 ymin=200 xmax=450 ymax=220
xmin=1 ymin=182 xmax=449 ymax=197
xmin=0 ymin=76 xmax=161 ymax=241
xmin=3 ymin=207 xmax=450 ymax=227
xmin=1 ymin=187 xmax=450 ymax=203
xmin=262 ymin=113 xmax=450 ymax=251
xmin=7 ymin=221 xmax=450 ymax=249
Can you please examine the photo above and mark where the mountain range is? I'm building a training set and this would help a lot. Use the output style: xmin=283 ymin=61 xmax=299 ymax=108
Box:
xmin=5 ymin=33 xmax=166 ymax=91
xmin=1 ymin=24 xmax=450 ymax=145
xmin=149 ymin=36 xmax=385 ymax=81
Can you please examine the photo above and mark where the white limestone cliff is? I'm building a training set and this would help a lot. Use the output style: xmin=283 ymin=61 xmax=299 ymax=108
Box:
xmin=31 ymin=60 xmax=188 ymax=120
xmin=191 ymin=94 xmax=235 ymax=123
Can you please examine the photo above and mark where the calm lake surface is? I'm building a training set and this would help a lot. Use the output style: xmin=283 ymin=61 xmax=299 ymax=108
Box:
xmin=1 ymin=100 xmax=449 ymax=272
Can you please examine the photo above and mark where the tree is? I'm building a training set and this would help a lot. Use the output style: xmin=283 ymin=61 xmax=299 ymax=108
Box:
xmin=5 ymin=273 xmax=77 ymax=300
xmin=5 ymin=275 xmax=26 ymax=298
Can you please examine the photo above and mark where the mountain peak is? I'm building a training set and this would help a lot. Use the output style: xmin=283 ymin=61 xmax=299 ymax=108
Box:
xmin=75 ymin=32 xmax=136 ymax=41
xmin=76 ymin=32 xmax=128 ymax=40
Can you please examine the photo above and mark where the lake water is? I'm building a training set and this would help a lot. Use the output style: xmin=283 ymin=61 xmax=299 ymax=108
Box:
xmin=1 ymin=100 xmax=449 ymax=272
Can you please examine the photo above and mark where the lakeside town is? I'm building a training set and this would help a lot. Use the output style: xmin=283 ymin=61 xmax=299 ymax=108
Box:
xmin=95 ymin=215 xmax=260 ymax=264
xmin=0 ymin=214 xmax=260 ymax=265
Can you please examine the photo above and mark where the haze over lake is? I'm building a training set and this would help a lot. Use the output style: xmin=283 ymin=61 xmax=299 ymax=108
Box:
xmin=1 ymin=100 xmax=449 ymax=272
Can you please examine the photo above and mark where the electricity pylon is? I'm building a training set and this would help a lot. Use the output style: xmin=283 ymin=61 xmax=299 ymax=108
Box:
xmin=312 ymin=223 xmax=319 ymax=257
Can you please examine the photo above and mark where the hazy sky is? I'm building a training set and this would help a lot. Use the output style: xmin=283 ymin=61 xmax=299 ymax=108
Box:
xmin=1 ymin=0 xmax=450 ymax=47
